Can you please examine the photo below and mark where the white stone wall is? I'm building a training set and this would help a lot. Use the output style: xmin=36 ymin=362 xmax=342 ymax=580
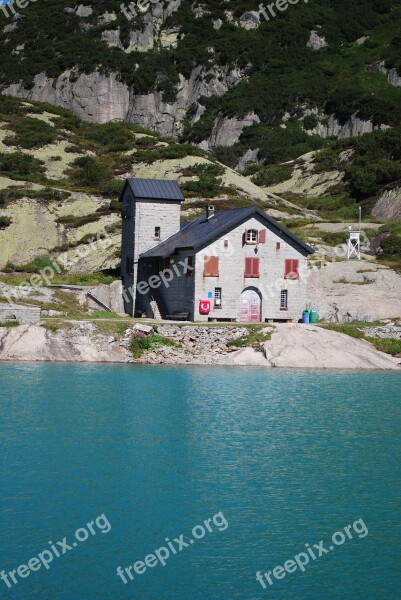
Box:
xmin=193 ymin=216 xmax=309 ymax=323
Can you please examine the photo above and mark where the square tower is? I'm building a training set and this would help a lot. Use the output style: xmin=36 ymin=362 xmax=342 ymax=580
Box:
xmin=120 ymin=178 xmax=184 ymax=316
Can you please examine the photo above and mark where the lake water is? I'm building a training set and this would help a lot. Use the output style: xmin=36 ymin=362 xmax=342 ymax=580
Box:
xmin=0 ymin=363 xmax=400 ymax=600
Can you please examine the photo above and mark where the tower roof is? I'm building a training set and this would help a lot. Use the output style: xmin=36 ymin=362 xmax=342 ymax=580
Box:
xmin=122 ymin=178 xmax=185 ymax=202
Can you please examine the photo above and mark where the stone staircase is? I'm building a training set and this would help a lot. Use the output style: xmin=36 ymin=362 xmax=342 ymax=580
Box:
xmin=150 ymin=288 xmax=168 ymax=320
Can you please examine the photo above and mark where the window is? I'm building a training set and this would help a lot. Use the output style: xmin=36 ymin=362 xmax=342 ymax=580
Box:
xmin=224 ymin=240 xmax=229 ymax=248
xmin=203 ymin=256 xmax=219 ymax=277
xmin=276 ymin=242 xmax=281 ymax=251
xmin=154 ymin=226 xmax=161 ymax=240
xmin=280 ymin=290 xmax=288 ymax=310
xmin=246 ymin=229 xmax=259 ymax=244
xmin=245 ymin=257 xmax=260 ymax=277
xmin=126 ymin=257 xmax=134 ymax=275
xmin=284 ymin=259 xmax=300 ymax=279
xmin=214 ymin=287 xmax=222 ymax=308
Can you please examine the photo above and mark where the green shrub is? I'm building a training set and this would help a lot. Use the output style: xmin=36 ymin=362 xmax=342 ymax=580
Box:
xmin=251 ymin=166 xmax=293 ymax=186
xmin=56 ymin=213 xmax=101 ymax=228
xmin=182 ymin=174 xmax=223 ymax=198
xmin=72 ymin=156 xmax=111 ymax=186
xmin=85 ymin=122 xmax=133 ymax=152
xmin=6 ymin=256 xmax=62 ymax=274
xmin=99 ymin=179 xmax=124 ymax=198
xmin=130 ymin=333 xmax=180 ymax=359
xmin=0 ymin=216 xmax=12 ymax=229
xmin=0 ymin=152 xmax=45 ymax=180
xmin=4 ymin=117 xmax=57 ymax=149
xmin=185 ymin=162 xmax=225 ymax=177
xmin=65 ymin=145 xmax=82 ymax=153
xmin=381 ymin=235 xmax=401 ymax=256
xmin=303 ymin=115 xmax=318 ymax=130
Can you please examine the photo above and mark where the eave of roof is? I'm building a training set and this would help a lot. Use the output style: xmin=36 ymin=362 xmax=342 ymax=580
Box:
xmin=140 ymin=207 xmax=315 ymax=259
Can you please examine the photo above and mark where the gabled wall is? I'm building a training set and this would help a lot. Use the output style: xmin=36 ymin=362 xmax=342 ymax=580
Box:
xmin=193 ymin=215 xmax=309 ymax=322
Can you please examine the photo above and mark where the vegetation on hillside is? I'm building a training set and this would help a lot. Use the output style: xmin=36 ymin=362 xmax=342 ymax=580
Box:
xmin=0 ymin=1 xmax=401 ymax=165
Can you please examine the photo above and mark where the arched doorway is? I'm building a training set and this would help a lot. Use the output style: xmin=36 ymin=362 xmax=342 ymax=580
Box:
xmin=240 ymin=288 xmax=262 ymax=323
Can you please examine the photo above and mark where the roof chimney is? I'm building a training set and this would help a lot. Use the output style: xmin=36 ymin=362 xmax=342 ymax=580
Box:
xmin=206 ymin=205 xmax=215 ymax=220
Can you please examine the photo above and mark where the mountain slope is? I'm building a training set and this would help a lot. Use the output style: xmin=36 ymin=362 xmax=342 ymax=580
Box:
xmin=1 ymin=0 xmax=401 ymax=170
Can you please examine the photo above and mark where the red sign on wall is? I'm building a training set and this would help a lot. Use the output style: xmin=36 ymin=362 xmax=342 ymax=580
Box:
xmin=199 ymin=300 xmax=211 ymax=315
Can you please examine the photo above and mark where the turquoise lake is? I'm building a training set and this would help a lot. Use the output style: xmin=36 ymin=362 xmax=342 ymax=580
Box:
xmin=0 ymin=363 xmax=400 ymax=599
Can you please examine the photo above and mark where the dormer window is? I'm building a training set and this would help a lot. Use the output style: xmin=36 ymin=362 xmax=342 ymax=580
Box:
xmin=154 ymin=227 xmax=161 ymax=240
xmin=246 ymin=229 xmax=259 ymax=244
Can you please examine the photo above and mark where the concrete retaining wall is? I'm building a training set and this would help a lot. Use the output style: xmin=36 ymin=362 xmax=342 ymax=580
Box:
xmin=0 ymin=304 xmax=41 ymax=324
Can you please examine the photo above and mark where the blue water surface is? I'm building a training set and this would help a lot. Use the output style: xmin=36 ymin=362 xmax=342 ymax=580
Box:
xmin=0 ymin=363 xmax=400 ymax=600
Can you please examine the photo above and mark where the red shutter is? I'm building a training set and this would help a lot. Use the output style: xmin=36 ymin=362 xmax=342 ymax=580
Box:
xmin=259 ymin=229 xmax=266 ymax=244
xmin=245 ymin=258 xmax=260 ymax=277
xmin=253 ymin=257 xmax=260 ymax=277
xmin=292 ymin=259 xmax=299 ymax=279
xmin=204 ymin=256 xmax=219 ymax=276
xmin=285 ymin=259 xmax=300 ymax=279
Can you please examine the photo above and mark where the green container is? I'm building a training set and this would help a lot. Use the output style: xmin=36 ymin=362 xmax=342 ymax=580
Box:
xmin=309 ymin=310 xmax=318 ymax=324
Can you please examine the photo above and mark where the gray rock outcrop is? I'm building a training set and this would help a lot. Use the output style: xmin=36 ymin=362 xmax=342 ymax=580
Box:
xmin=307 ymin=260 xmax=401 ymax=323
xmin=307 ymin=31 xmax=328 ymax=50
xmin=263 ymin=324 xmax=399 ymax=370
xmin=200 ymin=112 xmax=260 ymax=150
xmin=372 ymin=187 xmax=401 ymax=221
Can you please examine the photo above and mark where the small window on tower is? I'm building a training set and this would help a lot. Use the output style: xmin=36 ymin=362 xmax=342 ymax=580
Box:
xmin=280 ymin=290 xmax=288 ymax=311
xmin=155 ymin=227 xmax=161 ymax=240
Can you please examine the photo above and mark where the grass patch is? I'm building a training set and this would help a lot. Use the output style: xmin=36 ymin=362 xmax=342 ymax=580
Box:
xmin=5 ymin=256 xmax=64 ymax=274
xmin=51 ymin=273 xmax=117 ymax=285
xmin=130 ymin=333 xmax=181 ymax=359
xmin=55 ymin=213 xmax=101 ymax=228
xmin=227 ymin=326 xmax=273 ymax=352
xmin=320 ymin=323 xmax=401 ymax=356
xmin=0 ymin=321 xmax=20 ymax=327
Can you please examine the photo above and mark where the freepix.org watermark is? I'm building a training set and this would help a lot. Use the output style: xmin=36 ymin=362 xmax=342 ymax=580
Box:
xmin=1 ymin=514 xmax=111 ymax=590
xmin=120 ymin=0 xmax=154 ymax=21
xmin=256 ymin=518 xmax=368 ymax=590
xmin=116 ymin=511 xmax=228 ymax=585
xmin=259 ymin=0 xmax=309 ymax=23
xmin=0 ymin=231 xmax=113 ymax=308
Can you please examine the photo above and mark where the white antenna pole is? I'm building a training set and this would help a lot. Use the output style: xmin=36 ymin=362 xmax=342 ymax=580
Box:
xmin=359 ymin=206 xmax=362 ymax=232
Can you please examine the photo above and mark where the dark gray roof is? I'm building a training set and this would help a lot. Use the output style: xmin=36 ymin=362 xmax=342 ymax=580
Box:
xmin=124 ymin=178 xmax=184 ymax=201
xmin=140 ymin=207 xmax=314 ymax=258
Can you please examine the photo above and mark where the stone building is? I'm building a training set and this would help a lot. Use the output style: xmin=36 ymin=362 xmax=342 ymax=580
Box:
xmin=121 ymin=178 xmax=314 ymax=322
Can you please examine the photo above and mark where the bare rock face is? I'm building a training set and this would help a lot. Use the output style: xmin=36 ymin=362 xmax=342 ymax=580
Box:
xmin=307 ymin=260 xmax=401 ymax=323
xmin=200 ymin=112 xmax=260 ymax=150
xmin=313 ymin=114 xmax=390 ymax=139
xmin=239 ymin=11 xmax=261 ymax=29
xmin=3 ymin=71 xmax=130 ymax=123
xmin=372 ymin=187 xmax=401 ymax=221
xmin=237 ymin=148 xmax=260 ymax=171
xmin=0 ymin=323 xmax=131 ymax=363
xmin=263 ymin=324 xmax=400 ymax=370
xmin=387 ymin=68 xmax=401 ymax=87
xmin=368 ymin=61 xmax=401 ymax=88
xmin=307 ymin=31 xmax=328 ymax=50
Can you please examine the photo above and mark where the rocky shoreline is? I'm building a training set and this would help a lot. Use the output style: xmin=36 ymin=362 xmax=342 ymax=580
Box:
xmin=0 ymin=321 xmax=400 ymax=370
